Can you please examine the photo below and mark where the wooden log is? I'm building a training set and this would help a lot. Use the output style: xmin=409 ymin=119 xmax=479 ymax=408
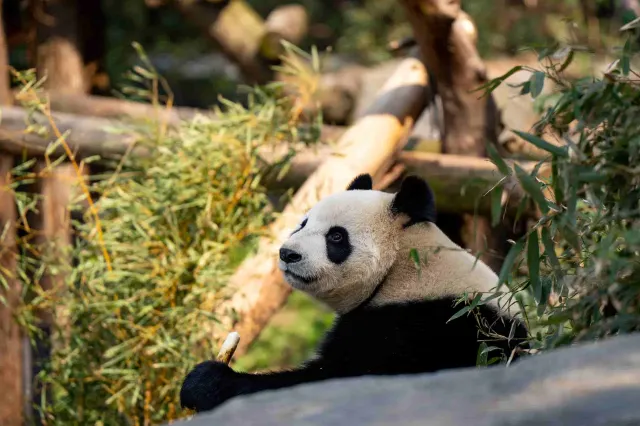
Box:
xmin=175 ymin=1 xmax=310 ymax=84
xmin=0 ymin=105 xmax=143 ymax=159
xmin=261 ymin=5 xmax=309 ymax=60
xmin=207 ymin=57 xmax=429 ymax=357
xmin=0 ymin=104 xmax=348 ymax=161
xmin=268 ymin=149 xmax=536 ymax=215
xmin=13 ymin=90 xmax=207 ymax=126
xmin=174 ymin=0 xmax=270 ymax=84
xmin=0 ymin=155 xmax=24 ymax=426
xmin=0 ymin=0 xmax=10 ymax=106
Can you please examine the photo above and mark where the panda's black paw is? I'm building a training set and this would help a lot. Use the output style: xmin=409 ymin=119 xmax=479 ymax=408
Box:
xmin=180 ymin=360 xmax=238 ymax=413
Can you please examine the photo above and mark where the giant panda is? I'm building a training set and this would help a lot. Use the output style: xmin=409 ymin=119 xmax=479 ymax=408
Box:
xmin=180 ymin=173 xmax=529 ymax=413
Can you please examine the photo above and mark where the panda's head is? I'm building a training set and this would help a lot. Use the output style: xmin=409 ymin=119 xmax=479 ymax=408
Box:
xmin=278 ymin=173 xmax=436 ymax=313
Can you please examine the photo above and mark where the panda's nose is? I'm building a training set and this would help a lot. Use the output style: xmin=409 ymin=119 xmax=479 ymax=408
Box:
xmin=279 ymin=247 xmax=302 ymax=264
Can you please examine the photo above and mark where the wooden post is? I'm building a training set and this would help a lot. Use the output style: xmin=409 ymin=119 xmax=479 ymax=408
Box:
xmin=208 ymin=57 xmax=429 ymax=357
xmin=0 ymin=156 xmax=23 ymax=426
xmin=19 ymin=160 xmax=79 ymax=423
xmin=38 ymin=162 xmax=78 ymax=345
xmin=0 ymin=0 xmax=10 ymax=105
xmin=33 ymin=0 xmax=87 ymax=93
xmin=0 ymin=3 xmax=25 ymax=423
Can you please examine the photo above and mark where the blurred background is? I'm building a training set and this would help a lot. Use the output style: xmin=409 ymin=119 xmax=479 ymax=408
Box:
xmin=1 ymin=0 xmax=639 ymax=424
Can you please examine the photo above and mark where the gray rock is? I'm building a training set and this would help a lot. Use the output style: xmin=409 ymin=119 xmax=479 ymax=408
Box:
xmin=174 ymin=333 xmax=640 ymax=426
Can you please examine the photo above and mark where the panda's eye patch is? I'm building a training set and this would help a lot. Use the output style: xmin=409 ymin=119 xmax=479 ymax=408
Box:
xmin=325 ymin=226 xmax=351 ymax=264
xmin=326 ymin=227 xmax=346 ymax=244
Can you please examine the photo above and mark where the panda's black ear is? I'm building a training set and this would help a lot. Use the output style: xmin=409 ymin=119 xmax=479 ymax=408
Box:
xmin=347 ymin=174 xmax=373 ymax=191
xmin=390 ymin=175 xmax=436 ymax=227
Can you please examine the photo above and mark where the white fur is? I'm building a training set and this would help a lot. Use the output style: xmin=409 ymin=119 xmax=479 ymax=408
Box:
xmin=279 ymin=188 xmax=517 ymax=317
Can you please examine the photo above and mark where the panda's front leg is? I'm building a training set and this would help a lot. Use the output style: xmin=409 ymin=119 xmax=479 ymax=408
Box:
xmin=180 ymin=360 xmax=330 ymax=413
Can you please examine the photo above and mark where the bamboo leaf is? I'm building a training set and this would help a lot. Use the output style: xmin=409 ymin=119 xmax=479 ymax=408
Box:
xmin=486 ymin=143 xmax=512 ymax=176
xmin=498 ymin=239 xmax=525 ymax=288
xmin=541 ymin=227 xmax=562 ymax=279
xmin=513 ymin=130 xmax=568 ymax=158
xmin=527 ymin=230 xmax=542 ymax=303
xmin=529 ymin=70 xmax=545 ymax=98
xmin=490 ymin=185 xmax=503 ymax=227
xmin=514 ymin=164 xmax=549 ymax=214
xmin=447 ymin=305 xmax=471 ymax=323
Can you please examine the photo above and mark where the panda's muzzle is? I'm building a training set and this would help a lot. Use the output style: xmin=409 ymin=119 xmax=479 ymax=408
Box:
xmin=279 ymin=247 xmax=316 ymax=284
xmin=279 ymin=247 xmax=302 ymax=264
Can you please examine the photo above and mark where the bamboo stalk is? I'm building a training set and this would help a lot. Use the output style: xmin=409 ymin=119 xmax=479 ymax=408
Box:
xmin=216 ymin=332 xmax=240 ymax=365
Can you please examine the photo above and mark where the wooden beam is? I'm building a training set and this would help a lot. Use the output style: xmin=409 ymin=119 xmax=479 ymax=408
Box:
xmin=13 ymin=90 xmax=206 ymax=126
xmin=208 ymin=57 xmax=430 ymax=357
xmin=0 ymin=105 xmax=143 ymax=159
xmin=398 ymin=151 xmax=534 ymax=214
xmin=34 ymin=0 xmax=87 ymax=93
xmin=267 ymin=148 xmax=536 ymax=215
xmin=0 ymin=104 xmax=349 ymax=161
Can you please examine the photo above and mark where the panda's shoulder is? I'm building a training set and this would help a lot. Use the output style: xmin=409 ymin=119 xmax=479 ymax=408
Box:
xmin=318 ymin=298 xmax=467 ymax=351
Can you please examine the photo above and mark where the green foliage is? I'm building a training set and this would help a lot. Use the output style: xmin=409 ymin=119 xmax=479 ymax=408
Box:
xmin=482 ymin=32 xmax=640 ymax=351
xmin=336 ymin=0 xmax=412 ymax=65
xmin=6 ymin=45 xmax=323 ymax=425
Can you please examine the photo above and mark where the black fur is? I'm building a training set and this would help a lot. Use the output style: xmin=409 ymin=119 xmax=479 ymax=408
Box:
xmin=347 ymin=174 xmax=373 ymax=191
xmin=391 ymin=175 xmax=437 ymax=227
xmin=180 ymin=298 xmax=528 ymax=413
xmin=325 ymin=226 xmax=352 ymax=264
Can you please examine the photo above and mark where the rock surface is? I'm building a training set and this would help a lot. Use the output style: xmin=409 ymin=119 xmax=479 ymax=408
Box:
xmin=174 ymin=333 xmax=640 ymax=426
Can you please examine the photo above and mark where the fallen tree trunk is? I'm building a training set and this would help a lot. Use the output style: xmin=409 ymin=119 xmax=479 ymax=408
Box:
xmin=208 ymin=57 xmax=429 ymax=357
xmin=0 ymin=104 xmax=347 ymax=159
